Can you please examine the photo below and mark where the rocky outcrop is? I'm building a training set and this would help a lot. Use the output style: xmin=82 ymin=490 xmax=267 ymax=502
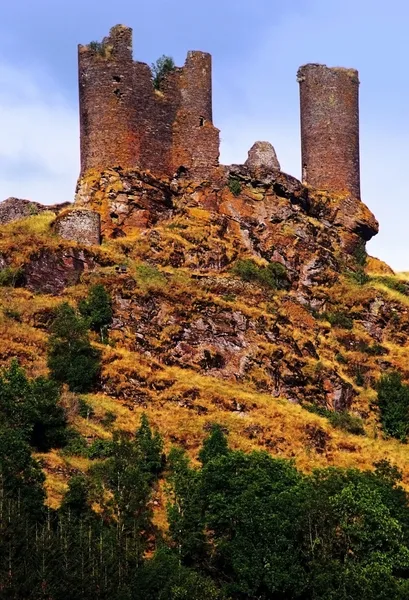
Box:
xmin=245 ymin=141 xmax=281 ymax=174
xmin=23 ymin=249 xmax=98 ymax=295
xmin=0 ymin=197 xmax=70 ymax=225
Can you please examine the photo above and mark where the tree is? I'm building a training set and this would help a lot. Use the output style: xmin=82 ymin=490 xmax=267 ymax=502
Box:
xmin=135 ymin=413 xmax=164 ymax=480
xmin=151 ymin=55 xmax=175 ymax=90
xmin=47 ymin=303 xmax=101 ymax=393
xmin=0 ymin=360 xmax=67 ymax=451
xmin=198 ymin=424 xmax=229 ymax=465
xmin=79 ymin=283 xmax=113 ymax=342
xmin=376 ymin=371 xmax=409 ymax=441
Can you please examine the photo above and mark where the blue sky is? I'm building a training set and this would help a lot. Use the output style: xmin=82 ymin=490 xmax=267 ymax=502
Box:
xmin=0 ymin=0 xmax=408 ymax=269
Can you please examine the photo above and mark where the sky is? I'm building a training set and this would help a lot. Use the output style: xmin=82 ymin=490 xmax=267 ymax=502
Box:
xmin=0 ymin=0 xmax=408 ymax=269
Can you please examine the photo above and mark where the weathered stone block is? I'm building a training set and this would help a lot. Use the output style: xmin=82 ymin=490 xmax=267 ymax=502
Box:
xmin=54 ymin=209 xmax=101 ymax=246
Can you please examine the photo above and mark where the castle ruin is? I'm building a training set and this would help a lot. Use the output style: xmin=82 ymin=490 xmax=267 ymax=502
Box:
xmin=78 ymin=25 xmax=220 ymax=180
xmin=297 ymin=64 xmax=361 ymax=200
xmin=78 ymin=26 xmax=362 ymax=201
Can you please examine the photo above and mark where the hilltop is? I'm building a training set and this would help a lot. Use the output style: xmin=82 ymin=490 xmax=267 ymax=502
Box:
xmin=2 ymin=158 xmax=409 ymax=507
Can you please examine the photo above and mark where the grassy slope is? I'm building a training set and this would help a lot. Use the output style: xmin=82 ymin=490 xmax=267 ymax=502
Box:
xmin=2 ymin=214 xmax=409 ymax=508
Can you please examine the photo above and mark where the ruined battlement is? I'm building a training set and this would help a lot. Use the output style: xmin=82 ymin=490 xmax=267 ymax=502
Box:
xmin=78 ymin=25 xmax=220 ymax=180
xmin=298 ymin=63 xmax=361 ymax=199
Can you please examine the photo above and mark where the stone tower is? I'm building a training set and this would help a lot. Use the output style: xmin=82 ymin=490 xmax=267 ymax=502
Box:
xmin=78 ymin=25 xmax=220 ymax=179
xmin=297 ymin=63 xmax=361 ymax=199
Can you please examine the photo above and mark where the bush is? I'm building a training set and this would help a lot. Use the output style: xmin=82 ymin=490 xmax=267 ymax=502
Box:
xmin=151 ymin=55 xmax=175 ymax=90
xmin=323 ymin=311 xmax=353 ymax=330
xmin=101 ymin=410 xmax=117 ymax=428
xmin=347 ymin=269 xmax=370 ymax=285
xmin=304 ymin=404 xmax=365 ymax=436
xmin=47 ymin=303 xmax=101 ymax=393
xmin=77 ymin=398 xmax=95 ymax=420
xmin=232 ymin=259 xmax=289 ymax=290
xmin=0 ymin=266 xmax=23 ymax=287
xmin=88 ymin=40 xmax=106 ymax=56
xmin=228 ymin=177 xmax=242 ymax=196
xmin=376 ymin=371 xmax=409 ymax=441
xmin=375 ymin=276 xmax=408 ymax=295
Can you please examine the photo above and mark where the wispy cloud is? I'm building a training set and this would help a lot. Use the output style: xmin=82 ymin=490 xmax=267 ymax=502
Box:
xmin=0 ymin=62 xmax=78 ymax=204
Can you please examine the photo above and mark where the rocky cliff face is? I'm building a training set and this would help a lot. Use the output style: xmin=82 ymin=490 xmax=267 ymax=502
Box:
xmin=3 ymin=162 xmax=409 ymax=500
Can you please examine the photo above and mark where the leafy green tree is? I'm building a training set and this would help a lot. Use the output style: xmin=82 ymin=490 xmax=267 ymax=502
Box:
xmin=79 ymin=283 xmax=113 ymax=342
xmin=376 ymin=371 xmax=409 ymax=441
xmin=47 ymin=303 xmax=101 ymax=393
xmin=200 ymin=451 xmax=304 ymax=598
xmin=0 ymin=428 xmax=46 ymax=518
xmin=167 ymin=448 xmax=206 ymax=566
xmin=0 ymin=360 xmax=67 ymax=451
xmin=60 ymin=475 xmax=92 ymax=520
xmin=135 ymin=413 xmax=164 ymax=479
xmin=198 ymin=424 xmax=229 ymax=465
xmin=134 ymin=547 xmax=224 ymax=600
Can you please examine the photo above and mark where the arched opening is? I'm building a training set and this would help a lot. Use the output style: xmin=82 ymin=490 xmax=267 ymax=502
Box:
xmin=199 ymin=116 xmax=206 ymax=127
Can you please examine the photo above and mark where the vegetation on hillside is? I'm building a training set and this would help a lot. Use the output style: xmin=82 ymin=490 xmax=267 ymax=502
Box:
xmin=3 ymin=422 xmax=409 ymax=598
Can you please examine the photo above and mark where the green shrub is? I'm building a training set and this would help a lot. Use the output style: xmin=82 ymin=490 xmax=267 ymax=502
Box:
xmin=228 ymin=177 xmax=242 ymax=196
xmin=87 ymin=438 xmax=114 ymax=459
xmin=347 ymin=269 xmax=370 ymax=285
xmin=101 ymin=410 xmax=117 ymax=428
xmin=376 ymin=371 xmax=409 ymax=441
xmin=375 ymin=276 xmax=408 ymax=295
xmin=3 ymin=308 xmax=22 ymax=321
xmin=0 ymin=266 xmax=23 ymax=287
xmin=232 ymin=259 xmax=289 ymax=290
xmin=47 ymin=303 xmax=101 ymax=393
xmin=304 ymin=404 xmax=365 ymax=436
xmin=324 ymin=311 xmax=353 ymax=330
xmin=88 ymin=41 xmax=106 ymax=56
xmin=353 ymin=243 xmax=367 ymax=267
xmin=62 ymin=430 xmax=88 ymax=456
xmin=77 ymin=398 xmax=95 ymax=420
xmin=151 ymin=55 xmax=175 ymax=90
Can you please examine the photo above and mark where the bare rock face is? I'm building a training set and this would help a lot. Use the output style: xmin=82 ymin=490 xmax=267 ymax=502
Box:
xmin=23 ymin=249 xmax=98 ymax=295
xmin=0 ymin=197 xmax=71 ymax=225
xmin=245 ymin=142 xmax=281 ymax=173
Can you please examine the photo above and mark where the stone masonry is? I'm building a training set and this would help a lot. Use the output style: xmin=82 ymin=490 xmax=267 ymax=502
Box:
xmin=78 ymin=25 xmax=220 ymax=180
xmin=53 ymin=209 xmax=101 ymax=246
xmin=297 ymin=64 xmax=361 ymax=199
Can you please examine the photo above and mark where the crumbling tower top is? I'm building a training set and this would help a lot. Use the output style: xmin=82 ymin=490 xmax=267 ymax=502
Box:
xmin=297 ymin=63 xmax=361 ymax=199
xmin=78 ymin=25 xmax=220 ymax=179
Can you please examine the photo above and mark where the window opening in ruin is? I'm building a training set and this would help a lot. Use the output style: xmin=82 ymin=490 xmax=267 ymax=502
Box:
xmin=113 ymin=75 xmax=121 ymax=82
xmin=113 ymin=88 xmax=124 ymax=100
xmin=110 ymin=212 xmax=119 ymax=222
xmin=199 ymin=117 xmax=206 ymax=127
xmin=176 ymin=166 xmax=188 ymax=178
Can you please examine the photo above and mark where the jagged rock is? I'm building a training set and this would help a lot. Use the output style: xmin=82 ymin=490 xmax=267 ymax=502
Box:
xmin=23 ymin=249 xmax=99 ymax=295
xmin=245 ymin=141 xmax=281 ymax=173
xmin=0 ymin=197 xmax=70 ymax=225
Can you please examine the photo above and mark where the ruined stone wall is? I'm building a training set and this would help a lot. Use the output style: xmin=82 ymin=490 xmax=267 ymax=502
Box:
xmin=171 ymin=52 xmax=220 ymax=178
xmin=54 ymin=209 xmax=101 ymax=246
xmin=79 ymin=26 xmax=141 ymax=174
xmin=78 ymin=25 xmax=219 ymax=180
xmin=298 ymin=64 xmax=361 ymax=199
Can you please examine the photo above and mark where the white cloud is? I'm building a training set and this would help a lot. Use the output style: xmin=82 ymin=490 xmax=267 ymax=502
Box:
xmin=0 ymin=62 xmax=78 ymax=204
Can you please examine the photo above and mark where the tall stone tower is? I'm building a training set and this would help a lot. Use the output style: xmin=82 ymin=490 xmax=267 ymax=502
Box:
xmin=78 ymin=25 xmax=220 ymax=180
xmin=297 ymin=64 xmax=361 ymax=199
